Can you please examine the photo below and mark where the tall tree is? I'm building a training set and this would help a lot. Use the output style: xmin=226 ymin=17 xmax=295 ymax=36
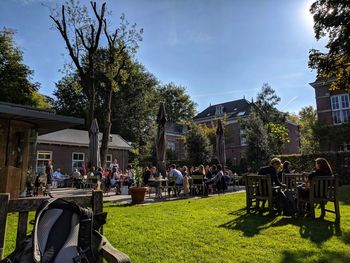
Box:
xmin=0 ymin=29 xmax=39 ymax=106
xmin=254 ymin=83 xmax=289 ymax=154
xmin=157 ymin=83 xmax=197 ymax=124
xmin=255 ymin=83 xmax=283 ymax=124
xmin=185 ymin=124 xmax=212 ymax=166
xmin=308 ymin=0 xmax=350 ymax=91
xmin=51 ymin=1 xmax=142 ymax=167
xmin=240 ymin=109 xmax=271 ymax=171
xmin=299 ymin=106 xmax=320 ymax=154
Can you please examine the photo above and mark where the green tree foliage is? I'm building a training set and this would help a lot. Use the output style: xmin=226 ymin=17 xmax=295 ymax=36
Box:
xmin=308 ymin=0 xmax=350 ymax=91
xmin=185 ymin=124 xmax=212 ymax=166
xmin=298 ymin=106 xmax=320 ymax=154
xmin=240 ymin=109 xmax=271 ymax=171
xmin=255 ymin=83 xmax=283 ymax=124
xmin=52 ymin=74 xmax=87 ymax=117
xmin=267 ymin=122 xmax=290 ymax=154
xmin=0 ymin=29 xmax=39 ymax=106
xmin=157 ymin=83 xmax=197 ymax=124
xmin=53 ymin=62 xmax=158 ymax=146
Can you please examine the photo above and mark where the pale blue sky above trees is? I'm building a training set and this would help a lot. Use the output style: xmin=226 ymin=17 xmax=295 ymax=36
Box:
xmin=0 ymin=0 xmax=324 ymax=113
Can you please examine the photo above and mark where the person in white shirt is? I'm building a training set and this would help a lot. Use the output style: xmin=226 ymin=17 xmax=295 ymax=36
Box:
xmin=168 ymin=164 xmax=183 ymax=196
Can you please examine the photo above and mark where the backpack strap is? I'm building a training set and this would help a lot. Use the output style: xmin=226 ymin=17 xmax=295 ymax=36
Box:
xmin=33 ymin=198 xmax=58 ymax=262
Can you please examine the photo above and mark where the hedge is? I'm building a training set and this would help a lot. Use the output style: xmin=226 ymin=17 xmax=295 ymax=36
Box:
xmin=275 ymin=152 xmax=350 ymax=185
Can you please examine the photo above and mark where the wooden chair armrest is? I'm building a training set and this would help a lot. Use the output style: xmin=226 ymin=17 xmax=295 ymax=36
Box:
xmin=101 ymin=236 xmax=131 ymax=263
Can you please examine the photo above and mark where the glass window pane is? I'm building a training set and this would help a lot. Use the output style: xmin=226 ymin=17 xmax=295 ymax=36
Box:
xmin=341 ymin=95 xmax=349 ymax=109
xmin=343 ymin=109 xmax=350 ymax=123
xmin=331 ymin=96 xmax=340 ymax=110
xmin=332 ymin=111 xmax=342 ymax=124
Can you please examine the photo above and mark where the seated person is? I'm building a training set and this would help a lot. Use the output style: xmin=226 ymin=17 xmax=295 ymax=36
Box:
xmin=168 ymin=164 xmax=183 ymax=196
xmin=71 ymin=169 xmax=82 ymax=188
xmin=149 ymin=166 xmax=162 ymax=197
xmin=142 ymin=165 xmax=152 ymax=186
xmin=258 ymin=158 xmax=286 ymax=212
xmin=110 ymin=167 xmax=121 ymax=188
xmin=94 ymin=167 xmax=103 ymax=179
xmin=298 ymin=157 xmax=333 ymax=218
xmin=205 ymin=164 xmax=225 ymax=190
xmin=126 ymin=164 xmax=134 ymax=186
xmin=258 ymin=158 xmax=286 ymax=187
xmin=52 ymin=168 xmax=65 ymax=187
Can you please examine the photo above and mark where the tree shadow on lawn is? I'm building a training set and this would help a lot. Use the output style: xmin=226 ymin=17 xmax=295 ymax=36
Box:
xmin=280 ymin=250 xmax=350 ymax=263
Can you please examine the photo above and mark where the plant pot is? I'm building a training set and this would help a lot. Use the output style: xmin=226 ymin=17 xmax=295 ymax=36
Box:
xmin=130 ymin=186 xmax=147 ymax=204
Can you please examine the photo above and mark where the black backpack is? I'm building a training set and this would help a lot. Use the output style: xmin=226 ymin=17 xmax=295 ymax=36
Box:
xmin=277 ymin=190 xmax=297 ymax=216
xmin=1 ymin=198 xmax=106 ymax=263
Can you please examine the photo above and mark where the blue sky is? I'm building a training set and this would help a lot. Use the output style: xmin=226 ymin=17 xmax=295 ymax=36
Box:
xmin=0 ymin=0 xmax=325 ymax=114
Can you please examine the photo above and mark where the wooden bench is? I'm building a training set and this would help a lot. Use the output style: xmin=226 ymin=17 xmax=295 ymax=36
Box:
xmin=297 ymin=176 xmax=340 ymax=222
xmin=0 ymin=190 xmax=130 ymax=262
xmin=245 ymin=174 xmax=273 ymax=213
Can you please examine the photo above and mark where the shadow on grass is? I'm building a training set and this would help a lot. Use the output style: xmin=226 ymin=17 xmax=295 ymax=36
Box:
xmin=220 ymin=207 xmax=343 ymax=244
xmin=341 ymin=230 xmax=350 ymax=245
xmin=280 ymin=250 xmax=350 ymax=263
xmin=271 ymin=217 xmax=342 ymax=244
xmin=339 ymin=185 xmax=350 ymax=205
xmin=219 ymin=210 xmax=277 ymax=237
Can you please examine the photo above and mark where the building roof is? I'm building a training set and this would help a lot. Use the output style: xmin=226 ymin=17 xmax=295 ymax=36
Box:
xmin=0 ymin=101 xmax=84 ymax=135
xmin=38 ymin=129 xmax=131 ymax=150
xmin=194 ymin=99 xmax=251 ymax=120
xmin=165 ymin=122 xmax=188 ymax=134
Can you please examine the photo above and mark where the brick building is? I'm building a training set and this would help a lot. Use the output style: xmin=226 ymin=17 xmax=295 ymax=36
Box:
xmin=37 ymin=129 xmax=131 ymax=175
xmin=193 ymin=99 xmax=300 ymax=164
xmin=165 ymin=122 xmax=187 ymax=160
xmin=310 ymin=79 xmax=350 ymax=151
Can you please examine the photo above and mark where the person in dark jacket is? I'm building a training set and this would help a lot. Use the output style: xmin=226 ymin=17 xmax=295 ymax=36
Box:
xmin=258 ymin=158 xmax=286 ymax=212
xmin=258 ymin=158 xmax=286 ymax=187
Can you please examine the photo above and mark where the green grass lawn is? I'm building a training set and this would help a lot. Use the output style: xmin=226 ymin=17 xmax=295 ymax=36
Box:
xmin=4 ymin=186 xmax=350 ymax=262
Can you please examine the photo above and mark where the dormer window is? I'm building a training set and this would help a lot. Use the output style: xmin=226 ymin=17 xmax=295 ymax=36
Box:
xmin=215 ymin=105 xmax=224 ymax=115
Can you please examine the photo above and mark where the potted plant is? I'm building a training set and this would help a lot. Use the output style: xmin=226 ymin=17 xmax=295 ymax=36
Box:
xmin=129 ymin=161 xmax=147 ymax=204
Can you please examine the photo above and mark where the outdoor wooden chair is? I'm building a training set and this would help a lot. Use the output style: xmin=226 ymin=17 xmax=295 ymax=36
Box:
xmin=297 ymin=176 xmax=340 ymax=222
xmin=190 ymin=175 xmax=206 ymax=196
xmin=282 ymin=173 xmax=304 ymax=196
xmin=245 ymin=174 xmax=273 ymax=213
xmin=167 ymin=176 xmax=182 ymax=197
xmin=0 ymin=190 xmax=130 ymax=263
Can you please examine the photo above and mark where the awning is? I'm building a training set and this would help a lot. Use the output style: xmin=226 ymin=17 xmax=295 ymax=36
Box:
xmin=0 ymin=101 xmax=84 ymax=135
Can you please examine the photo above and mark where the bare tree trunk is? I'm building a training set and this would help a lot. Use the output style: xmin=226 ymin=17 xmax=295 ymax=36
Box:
xmin=100 ymin=87 xmax=113 ymax=168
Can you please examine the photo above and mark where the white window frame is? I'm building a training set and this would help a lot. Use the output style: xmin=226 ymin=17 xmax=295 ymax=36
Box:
xmin=36 ymin=151 xmax=52 ymax=174
xmin=215 ymin=105 xmax=224 ymax=115
xmin=240 ymin=129 xmax=247 ymax=146
xmin=72 ymin=152 xmax=85 ymax=173
xmin=331 ymin=94 xmax=350 ymax=125
xmin=106 ymin=154 xmax=112 ymax=168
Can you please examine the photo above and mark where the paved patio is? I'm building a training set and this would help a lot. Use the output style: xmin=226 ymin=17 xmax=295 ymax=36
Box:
xmin=49 ymin=185 xmax=246 ymax=205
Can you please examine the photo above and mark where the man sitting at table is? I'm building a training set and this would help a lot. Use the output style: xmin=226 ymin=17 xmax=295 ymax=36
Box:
xmin=258 ymin=158 xmax=287 ymax=213
xmin=52 ymin=168 xmax=65 ymax=188
xmin=258 ymin=158 xmax=286 ymax=187
xmin=168 ymin=164 xmax=183 ymax=196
